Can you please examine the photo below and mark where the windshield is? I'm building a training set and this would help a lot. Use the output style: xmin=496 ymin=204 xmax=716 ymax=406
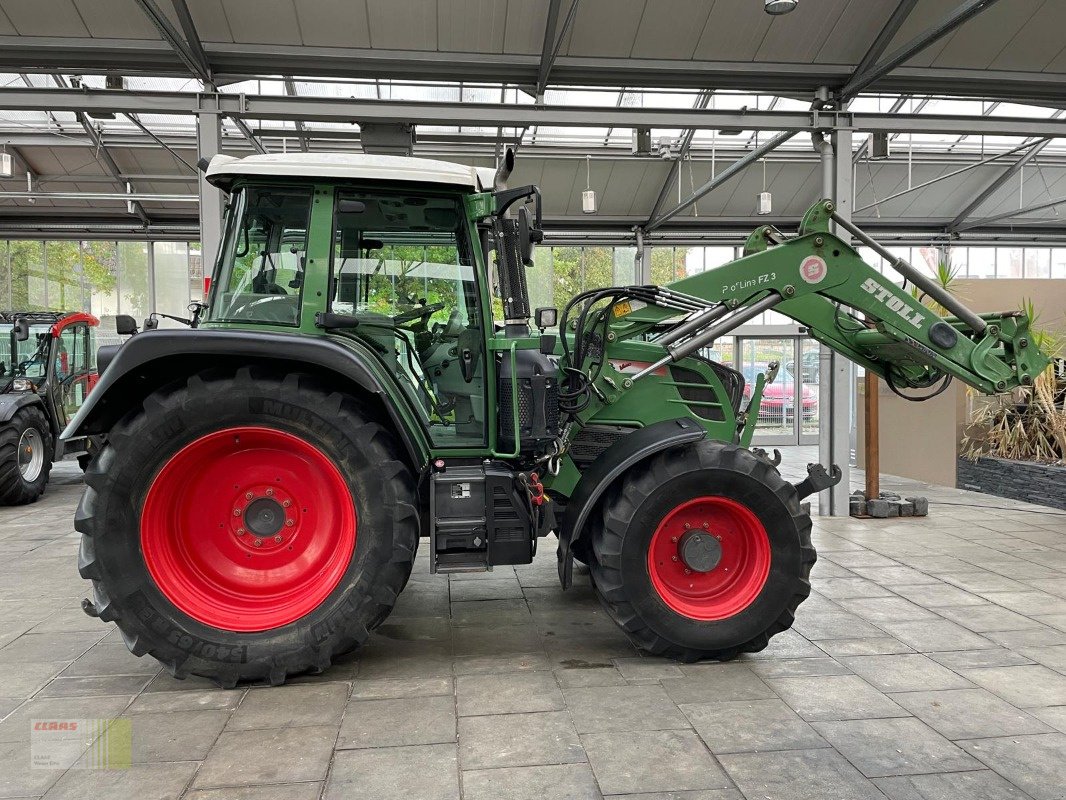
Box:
xmin=1 ymin=324 xmax=53 ymax=382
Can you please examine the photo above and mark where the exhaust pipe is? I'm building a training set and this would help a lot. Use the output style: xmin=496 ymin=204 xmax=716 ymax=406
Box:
xmin=494 ymin=147 xmax=515 ymax=191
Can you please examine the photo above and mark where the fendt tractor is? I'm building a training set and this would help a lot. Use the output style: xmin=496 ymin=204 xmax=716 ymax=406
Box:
xmin=64 ymin=151 xmax=1049 ymax=686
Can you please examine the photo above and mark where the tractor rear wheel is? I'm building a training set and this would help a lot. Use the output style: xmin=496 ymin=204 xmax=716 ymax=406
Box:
xmin=76 ymin=368 xmax=419 ymax=686
xmin=588 ymin=440 xmax=814 ymax=662
xmin=0 ymin=405 xmax=53 ymax=506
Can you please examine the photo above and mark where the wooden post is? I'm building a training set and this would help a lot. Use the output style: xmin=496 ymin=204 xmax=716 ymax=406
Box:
xmin=864 ymin=372 xmax=880 ymax=500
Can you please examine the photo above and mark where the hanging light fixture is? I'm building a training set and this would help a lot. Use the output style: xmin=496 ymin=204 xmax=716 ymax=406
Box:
xmin=764 ymin=0 xmax=799 ymax=14
xmin=0 ymin=148 xmax=12 ymax=179
xmin=582 ymin=155 xmax=597 ymax=214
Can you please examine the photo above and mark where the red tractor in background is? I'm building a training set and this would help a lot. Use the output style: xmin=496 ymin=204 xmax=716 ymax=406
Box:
xmin=0 ymin=311 xmax=100 ymax=505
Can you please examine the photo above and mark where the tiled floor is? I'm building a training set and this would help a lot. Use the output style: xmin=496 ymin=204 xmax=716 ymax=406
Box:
xmin=1 ymin=451 xmax=1066 ymax=799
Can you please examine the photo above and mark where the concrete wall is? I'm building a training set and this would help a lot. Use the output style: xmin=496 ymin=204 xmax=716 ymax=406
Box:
xmin=857 ymin=279 xmax=1066 ymax=488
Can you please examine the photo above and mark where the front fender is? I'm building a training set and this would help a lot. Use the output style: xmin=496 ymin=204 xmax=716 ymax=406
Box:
xmin=0 ymin=392 xmax=46 ymax=425
xmin=60 ymin=328 xmax=431 ymax=469
xmin=557 ymin=417 xmax=706 ymax=589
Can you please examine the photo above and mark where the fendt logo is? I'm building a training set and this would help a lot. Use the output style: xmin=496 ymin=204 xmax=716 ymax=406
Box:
xmin=860 ymin=278 xmax=925 ymax=329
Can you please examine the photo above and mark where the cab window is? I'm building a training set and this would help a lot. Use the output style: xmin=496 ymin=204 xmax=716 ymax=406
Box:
xmin=331 ymin=190 xmax=486 ymax=447
xmin=209 ymin=186 xmax=312 ymax=326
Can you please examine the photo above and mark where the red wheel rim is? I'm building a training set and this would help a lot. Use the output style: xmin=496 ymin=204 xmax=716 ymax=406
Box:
xmin=141 ymin=426 xmax=356 ymax=632
xmin=647 ymin=496 xmax=770 ymax=621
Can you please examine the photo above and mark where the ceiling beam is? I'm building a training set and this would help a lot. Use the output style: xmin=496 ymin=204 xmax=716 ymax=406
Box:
xmin=645 ymin=91 xmax=713 ymax=226
xmin=840 ymin=0 xmax=1005 ymax=100
xmin=536 ymin=0 xmax=580 ymax=98
xmin=851 ymin=0 xmax=921 ymax=86
xmin=947 ymin=137 xmax=1052 ymax=231
xmin=170 ymin=0 xmax=211 ymax=82
xmin=131 ymin=0 xmax=210 ymax=83
xmin=283 ymin=78 xmax=310 ymax=153
xmin=5 ymin=37 xmax=1066 ymax=102
xmin=230 ymin=117 xmax=268 ymax=155
xmin=6 ymin=87 xmax=1066 ymax=138
xmin=954 ymin=194 xmax=1066 ymax=232
xmin=646 ymin=130 xmax=798 ymax=232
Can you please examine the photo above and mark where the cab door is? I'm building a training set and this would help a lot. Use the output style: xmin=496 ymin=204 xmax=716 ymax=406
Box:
xmin=53 ymin=322 xmax=95 ymax=428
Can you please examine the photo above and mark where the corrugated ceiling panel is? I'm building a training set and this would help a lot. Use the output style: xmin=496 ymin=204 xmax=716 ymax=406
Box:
xmin=437 ymin=0 xmax=507 ymax=53
xmin=564 ymin=0 xmax=645 ymax=58
xmin=72 ymin=0 xmax=159 ymax=39
xmin=366 ymin=0 xmax=437 ymax=50
xmin=294 ymin=0 xmax=371 ymax=49
xmin=930 ymin=0 xmax=1044 ymax=70
xmin=186 ymin=0 xmax=234 ymax=44
xmin=502 ymin=0 xmax=547 ymax=55
xmin=755 ymin=0 xmax=853 ymax=64
xmin=629 ymin=0 xmax=712 ymax=60
xmin=1 ymin=0 xmax=90 ymax=36
xmin=220 ymin=0 xmax=300 ymax=46
xmin=883 ymin=0 xmax=958 ymax=69
xmin=812 ymin=0 xmax=899 ymax=65
xmin=691 ymin=0 xmax=773 ymax=63
xmin=986 ymin=0 xmax=1064 ymax=72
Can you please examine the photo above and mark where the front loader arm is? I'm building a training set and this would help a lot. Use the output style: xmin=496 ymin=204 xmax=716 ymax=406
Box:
xmin=613 ymin=201 xmax=1048 ymax=396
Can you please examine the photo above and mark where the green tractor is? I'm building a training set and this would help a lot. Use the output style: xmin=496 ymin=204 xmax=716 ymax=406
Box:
xmin=65 ymin=151 xmax=1049 ymax=686
xmin=1 ymin=311 xmax=101 ymax=505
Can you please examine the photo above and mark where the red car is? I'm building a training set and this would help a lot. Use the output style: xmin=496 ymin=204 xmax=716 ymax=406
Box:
xmin=741 ymin=365 xmax=817 ymax=425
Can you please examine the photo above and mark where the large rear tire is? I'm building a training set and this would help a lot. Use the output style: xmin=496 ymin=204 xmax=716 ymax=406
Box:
xmin=588 ymin=440 xmax=814 ymax=662
xmin=76 ymin=368 xmax=419 ymax=686
xmin=0 ymin=405 xmax=53 ymax=506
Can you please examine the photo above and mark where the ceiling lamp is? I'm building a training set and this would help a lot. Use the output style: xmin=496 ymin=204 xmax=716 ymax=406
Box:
xmin=765 ymin=0 xmax=798 ymax=14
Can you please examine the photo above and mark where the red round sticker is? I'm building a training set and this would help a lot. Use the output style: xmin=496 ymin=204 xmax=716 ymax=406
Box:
xmin=799 ymin=256 xmax=827 ymax=284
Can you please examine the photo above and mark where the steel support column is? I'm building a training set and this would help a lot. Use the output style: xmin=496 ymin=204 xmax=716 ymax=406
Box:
xmin=197 ymin=111 xmax=223 ymax=263
xmin=818 ymin=127 xmax=854 ymax=516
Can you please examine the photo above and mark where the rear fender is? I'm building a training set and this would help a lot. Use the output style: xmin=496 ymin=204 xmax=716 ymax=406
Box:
xmin=60 ymin=329 xmax=431 ymax=470
xmin=557 ymin=417 xmax=706 ymax=588
xmin=0 ymin=392 xmax=46 ymax=425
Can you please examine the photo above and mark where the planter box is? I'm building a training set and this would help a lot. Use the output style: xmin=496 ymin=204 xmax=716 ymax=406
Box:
xmin=957 ymin=455 xmax=1066 ymax=511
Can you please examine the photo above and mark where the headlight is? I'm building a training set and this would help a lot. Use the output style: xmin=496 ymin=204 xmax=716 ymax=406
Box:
xmin=12 ymin=378 xmax=35 ymax=392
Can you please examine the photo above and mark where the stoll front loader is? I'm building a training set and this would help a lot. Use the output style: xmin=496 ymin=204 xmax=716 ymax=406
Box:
xmin=64 ymin=151 xmax=1049 ymax=686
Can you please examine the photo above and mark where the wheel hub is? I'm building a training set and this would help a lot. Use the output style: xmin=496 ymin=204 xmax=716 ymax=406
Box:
xmin=678 ymin=528 xmax=722 ymax=573
xmin=17 ymin=427 xmax=44 ymax=482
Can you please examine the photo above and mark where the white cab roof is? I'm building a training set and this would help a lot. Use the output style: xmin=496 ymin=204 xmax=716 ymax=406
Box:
xmin=206 ymin=153 xmax=495 ymax=191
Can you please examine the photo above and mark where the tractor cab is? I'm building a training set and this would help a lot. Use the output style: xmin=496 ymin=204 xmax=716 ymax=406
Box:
xmin=0 ymin=311 xmax=100 ymax=504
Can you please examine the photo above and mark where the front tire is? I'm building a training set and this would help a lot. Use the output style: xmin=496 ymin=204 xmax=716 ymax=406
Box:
xmin=588 ymin=440 xmax=814 ymax=662
xmin=76 ymin=368 xmax=419 ymax=686
xmin=0 ymin=406 xmax=53 ymax=506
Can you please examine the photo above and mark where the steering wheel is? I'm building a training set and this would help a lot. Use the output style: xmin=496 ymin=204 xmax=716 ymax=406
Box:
xmin=393 ymin=302 xmax=445 ymax=326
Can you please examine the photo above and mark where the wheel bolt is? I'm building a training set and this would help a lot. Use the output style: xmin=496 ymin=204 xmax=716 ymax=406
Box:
xmin=671 ymin=555 xmax=679 ymax=562
xmin=671 ymin=536 xmax=678 ymax=543
xmin=274 ymin=535 xmax=282 ymax=543
xmin=702 ymin=522 xmax=709 ymax=529
xmin=684 ymin=568 xmax=692 ymax=575
xmin=715 ymin=534 xmax=722 ymax=540
xmin=233 ymin=508 xmax=241 ymax=516
xmin=282 ymin=500 xmax=291 ymax=508
xmin=683 ymin=523 xmax=691 ymax=530
xmin=236 ymin=528 xmax=245 ymax=536
xmin=266 ymin=488 xmax=274 ymax=497
xmin=253 ymin=538 xmax=262 ymax=547
xmin=245 ymin=491 xmax=253 ymax=500
xmin=286 ymin=519 xmax=294 ymax=527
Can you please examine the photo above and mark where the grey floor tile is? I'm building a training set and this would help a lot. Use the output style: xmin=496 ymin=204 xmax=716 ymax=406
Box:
xmin=126 ymin=709 xmax=230 ymax=762
xmin=554 ymin=666 xmax=626 ymax=688
xmin=812 ymin=717 xmax=980 ymax=778
xmin=125 ymin=689 xmax=245 ymax=714
xmin=612 ymin=657 xmax=685 ymax=682
xmin=337 ymin=695 xmax=456 ymax=748
xmin=734 ymin=629 xmax=826 ymax=659
xmin=36 ymin=674 xmax=153 ymax=697
xmin=1030 ymin=705 xmax=1066 ymax=733
xmin=598 ymin=791 xmax=742 ymax=800
xmin=350 ymin=675 xmax=454 ymax=699
xmin=227 ymin=682 xmax=348 ymax=730
xmin=960 ymin=664 xmax=1066 ymax=708
xmin=891 ymin=582 xmax=987 ymax=607
xmin=811 ymin=577 xmax=893 ymax=599
xmin=874 ymin=769 xmax=1043 ymax=800
xmin=985 ymin=626 xmax=1066 ymax=649
xmin=663 ymin=664 xmax=776 ymax=704
xmin=792 ymin=610 xmax=887 ymax=641
xmin=959 ymin=733 xmax=1066 ymax=800
xmin=454 ymin=652 xmax=550 ymax=675
xmin=890 ymin=687 xmax=1052 ymax=740
xmin=837 ymin=596 xmax=937 ymax=623
xmin=0 ymin=630 xmax=105 ymax=664
xmin=563 ymin=685 xmax=690 ymax=734
xmin=813 ymin=637 xmax=915 ymax=657
xmin=840 ymin=654 xmax=973 ymax=693
xmin=767 ymin=674 xmax=908 ymax=721
xmin=0 ymin=738 xmax=68 ymax=798
xmin=185 ymin=784 xmax=323 ymax=800
xmin=459 ymin=710 xmax=584 ymax=770
xmin=1019 ymin=644 xmax=1066 ymax=674
xmin=936 ymin=603 xmax=1043 ymax=633
xmin=457 ymin=671 xmax=563 ymax=716
xmin=582 ymin=730 xmax=730 ymax=795
xmin=929 ymin=648 xmax=1036 ymax=670
xmin=876 ymin=619 xmax=999 ymax=653
xmin=0 ymin=660 xmax=74 ymax=697
xmin=0 ymin=694 xmax=133 ymax=743
xmin=746 ymin=656 xmax=852 ymax=678
xmin=40 ymin=760 xmax=198 ymax=800
xmin=718 ymin=748 xmax=884 ymax=800
xmin=325 ymin=743 xmax=459 ymax=800
xmin=193 ymin=725 xmax=336 ymax=788
xmin=682 ymin=698 xmax=828 ymax=754
xmin=461 ymin=763 xmax=601 ymax=800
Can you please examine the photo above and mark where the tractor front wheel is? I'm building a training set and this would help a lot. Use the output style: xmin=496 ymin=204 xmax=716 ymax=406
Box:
xmin=588 ymin=440 xmax=814 ymax=661
xmin=0 ymin=405 xmax=53 ymax=506
xmin=76 ymin=368 xmax=419 ymax=686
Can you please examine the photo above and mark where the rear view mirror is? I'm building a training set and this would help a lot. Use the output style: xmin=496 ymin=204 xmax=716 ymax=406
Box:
xmin=115 ymin=314 xmax=138 ymax=336
xmin=13 ymin=318 xmax=29 ymax=342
